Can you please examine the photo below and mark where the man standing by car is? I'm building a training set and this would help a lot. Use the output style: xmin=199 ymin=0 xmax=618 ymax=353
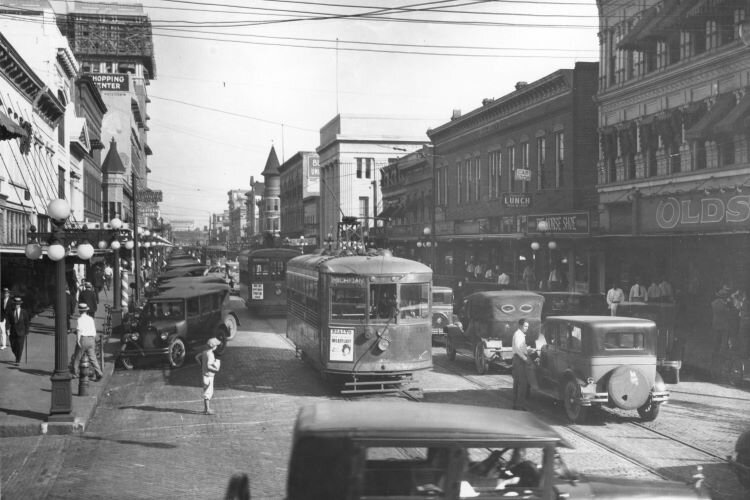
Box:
xmin=512 ymin=319 xmax=531 ymax=411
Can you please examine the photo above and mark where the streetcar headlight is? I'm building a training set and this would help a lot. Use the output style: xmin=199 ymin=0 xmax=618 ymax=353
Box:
xmin=377 ymin=337 xmax=391 ymax=351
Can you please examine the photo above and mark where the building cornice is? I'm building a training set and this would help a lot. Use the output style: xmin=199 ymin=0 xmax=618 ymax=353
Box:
xmin=0 ymin=32 xmax=46 ymax=103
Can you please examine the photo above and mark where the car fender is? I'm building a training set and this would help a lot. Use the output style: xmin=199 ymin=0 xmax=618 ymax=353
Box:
xmin=560 ymin=370 xmax=596 ymax=399
xmin=652 ymin=370 xmax=667 ymax=393
xmin=228 ymin=311 xmax=240 ymax=327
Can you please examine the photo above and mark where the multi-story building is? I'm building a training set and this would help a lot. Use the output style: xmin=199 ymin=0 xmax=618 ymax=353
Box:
xmin=54 ymin=0 xmax=156 ymax=226
xmin=260 ymin=146 xmax=281 ymax=239
xmin=72 ymin=75 xmax=107 ymax=223
xmin=317 ymin=114 xmax=427 ymax=240
xmin=226 ymin=189 xmax=247 ymax=252
xmin=427 ymin=63 xmax=600 ymax=290
xmin=596 ymin=0 xmax=750 ymax=330
xmin=279 ymin=151 xmax=319 ymax=246
xmin=245 ymin=178 xmax=264 ymax=246
xmin=0 ymin=8 xmax=73 ymax=297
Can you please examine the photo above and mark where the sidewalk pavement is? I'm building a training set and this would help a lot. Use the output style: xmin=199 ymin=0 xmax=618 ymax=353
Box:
xmin=0 ymin=288 xmax=119 ymax=437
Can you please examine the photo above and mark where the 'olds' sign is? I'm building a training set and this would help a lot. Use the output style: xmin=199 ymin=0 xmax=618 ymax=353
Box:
xmin=88 ymin=73 xmax=129 ymax=91
xmin=643 ymin=194 xmax=750 ymax=232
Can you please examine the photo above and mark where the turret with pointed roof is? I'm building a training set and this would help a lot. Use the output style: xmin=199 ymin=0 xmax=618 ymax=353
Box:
xmin=102 ymin=138 xmax=126 ymax=173
xmin=262 ymin=145 xmax=280 ymax=177
xmin=260 ymin=146 xmax=281 ymax=237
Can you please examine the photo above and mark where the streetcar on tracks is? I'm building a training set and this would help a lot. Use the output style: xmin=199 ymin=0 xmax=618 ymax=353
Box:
xmin=238 ymin=247 xmax=300 ymax=316
xmin=286 ymin=245 xmax=433 ymax=396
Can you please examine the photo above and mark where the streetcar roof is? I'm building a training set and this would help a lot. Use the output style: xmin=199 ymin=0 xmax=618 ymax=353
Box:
xmin=288 ymin=253 xmax=432 ymax=276
xmin=158 ymin=276 xmax=227 ymax=289
xmin=294 ymin=401 xmax=569 ymax=447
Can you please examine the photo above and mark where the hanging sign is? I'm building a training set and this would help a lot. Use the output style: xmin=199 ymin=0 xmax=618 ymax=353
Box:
xmin=503 ymin=193 xmax=531 ymax=209
xmin=88 ymin=73 xmax=129 ymax=91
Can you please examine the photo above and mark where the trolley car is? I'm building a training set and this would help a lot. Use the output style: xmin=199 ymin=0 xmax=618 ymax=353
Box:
xmin=238 ymin=247 xmax=300 ymax=316
xmin=286 ymin=248 xmax=433 ymax=395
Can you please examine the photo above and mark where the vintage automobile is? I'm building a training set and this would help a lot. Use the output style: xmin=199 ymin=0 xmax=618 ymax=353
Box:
xmin=119 ymin=283 xmax=240 ymax=369
xmin=431 ymin=285 xmax=454 ymax=343
xmin=729 ymin=429 xmax=750 ymax=490
xmin=227 ymin=400 xmax=708 ymax=499
xmin=445 ymin=290 xmax=545 ymax=374
xmin=615 ymin=301 xmax=681 ymax=384
xmin=540 ymin=291 xmax=608 ymax=319
xmin=531 ymin=316 xmax=670 ymax=423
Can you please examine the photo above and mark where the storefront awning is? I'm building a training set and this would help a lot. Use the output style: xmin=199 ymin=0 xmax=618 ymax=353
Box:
xmin=377 ymin=205 xmax=397 ymax=219
xmin=714 ymin=92 xmax=750 ymax=136
xmin=685 ymin=93 xmax=736 ymax=141
xmin=0 ymin=111 xmax=27 ymax=141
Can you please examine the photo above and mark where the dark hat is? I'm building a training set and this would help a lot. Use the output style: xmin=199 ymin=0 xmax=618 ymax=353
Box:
xmin=12 ymin=296 xmax=22 ymax=304
xmin=78 ymin=303 xmax=90 ymax=311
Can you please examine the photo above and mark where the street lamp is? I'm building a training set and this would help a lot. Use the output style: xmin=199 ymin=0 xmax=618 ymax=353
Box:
xmin=25 ymin=200 xmax=133 ymax=422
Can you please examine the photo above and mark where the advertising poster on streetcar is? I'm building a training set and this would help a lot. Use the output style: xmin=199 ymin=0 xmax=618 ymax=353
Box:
xmin=329 ymin=328 xmax=354 ymax=362
xmin=251 ymin=283 xmax=264 ymax=300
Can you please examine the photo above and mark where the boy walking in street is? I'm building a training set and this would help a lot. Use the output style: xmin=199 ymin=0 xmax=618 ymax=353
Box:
xmin=195 ymin=338 xmax=221 ymax=415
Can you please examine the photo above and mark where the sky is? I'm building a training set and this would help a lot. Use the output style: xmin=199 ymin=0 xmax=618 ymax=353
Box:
xmin=139 ymin=0 xmax=600 ymax=228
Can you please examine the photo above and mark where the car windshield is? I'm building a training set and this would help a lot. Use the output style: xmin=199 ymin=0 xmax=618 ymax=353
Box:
xmin=144 ymin=300 xmax=185 ymax=320
xmin=399 ymin=283 xmax=430 ymax=321
xmin=433 ymin=290 xmax=453 ymax=305
xmin=361 ymin=445 xmax=545 ymax=498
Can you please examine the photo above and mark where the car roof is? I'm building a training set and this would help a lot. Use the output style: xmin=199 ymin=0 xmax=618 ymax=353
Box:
xmin=468 ymin=290 xmax=544 ymax=301
xmin=294 ymin=401 xmax=569 ymax=447
xmin=545 ymin=315 xmax=657 ymax=326
xmin=151 ymin=283 xmax=229 ymax=300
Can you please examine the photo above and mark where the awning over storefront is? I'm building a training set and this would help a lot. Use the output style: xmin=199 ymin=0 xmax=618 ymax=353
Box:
xmin=685 ymin=93 xmax=736 ymax=140
xmin=714 ymin=92 xmax=750 ymax=136
xmin=0 ymin=111 xmax=27 ymax=141
xmin=377 ymin=205 xmax=398 ymax=219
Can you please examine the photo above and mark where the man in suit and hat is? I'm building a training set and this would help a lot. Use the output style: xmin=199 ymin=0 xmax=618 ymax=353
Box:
xmin=0 ymin=287 xmax=10 ymax=350
xmin=79 ymin=281 xmax=98 ymax=317
xmin=8 ymin=296 xmax=30 ymax=364
xmin=70 ymin=302 xmax=103 ymax=381
xmin=712 ymin=285 xmax=735 ymax=354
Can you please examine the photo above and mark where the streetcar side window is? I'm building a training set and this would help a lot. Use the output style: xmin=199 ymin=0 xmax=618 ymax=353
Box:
xmin=331 ymin=287 xmax=366 ymax=320
xmin=400 ymin=283 xmax=429 ymax=321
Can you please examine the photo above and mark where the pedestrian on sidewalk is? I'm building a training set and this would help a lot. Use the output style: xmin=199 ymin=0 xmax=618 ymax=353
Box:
xmin=70 ymin=303 xmax=103 ymax=381
xmin=65 ymin=285 xmax=75 ymax=333
xmin=79 ymin=282 xmax=98 ymax=316
xmin=8 ymin=296 xmax=30 ymax=365
xmin=606 ymin=281 xmax=625 ymax=316
xmin=103 ymin=263 xmax=113 ymax=292
xmin=711 ymin=285 xmax=734 ymax=354
xmin=195 ymin=337 xmax=221 ymax=415
xmin=0 ymin=287 xmax=10 ymax=350
xmin=511 ymin=319 xmax=531 ymax=411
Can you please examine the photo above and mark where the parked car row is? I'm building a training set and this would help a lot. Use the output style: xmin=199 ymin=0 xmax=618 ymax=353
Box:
xmin=118 ymin=250 xmax=240 ymax=369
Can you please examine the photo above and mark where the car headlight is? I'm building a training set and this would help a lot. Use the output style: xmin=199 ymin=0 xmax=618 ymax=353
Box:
xmin=160 ymin=331 xmax=169 ymax=341
xmin=129 ymin=332 xmax=140 ymax=341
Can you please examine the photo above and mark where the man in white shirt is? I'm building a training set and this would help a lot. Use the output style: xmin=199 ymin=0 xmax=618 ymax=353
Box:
xmin=512 ymin=319 xmax=531 ymax=410
xmin=70 ymin=303 xmax=103 ymax=381
xmin=647 ymin=280 xmax=662 ymax=302
xmin=629 ymin=277 xmax=647 ymax=302
xmin=606 ymin=282 xmax=625 ymax=316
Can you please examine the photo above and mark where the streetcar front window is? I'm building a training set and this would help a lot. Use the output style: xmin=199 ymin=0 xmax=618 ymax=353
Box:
xmin=251 ymin=260 xmax=286 ymax=279
xmin=400 ymin=283 xmax=430 ymax=321
xmin=331 ymin=287 xmax=366 ymax=320
xmin=370 ymin=284 xmax=397 ymax=320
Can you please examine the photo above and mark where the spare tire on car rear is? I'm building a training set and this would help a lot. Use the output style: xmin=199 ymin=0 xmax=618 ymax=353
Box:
xmin=607 ymin=365 xmax=650 ymax=410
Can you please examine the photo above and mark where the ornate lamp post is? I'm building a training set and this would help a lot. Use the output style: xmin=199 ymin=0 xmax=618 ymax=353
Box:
xmin=25 ymin=200 xmax=133 ymax=422
xmin=415 ymin=226 xmax=437 ymax=266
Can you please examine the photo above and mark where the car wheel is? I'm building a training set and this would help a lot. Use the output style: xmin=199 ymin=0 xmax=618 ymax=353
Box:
xmin=446 ymin=337 xmax=457 ymax=361
xmin=167 ymin=338 xmax=186 ymax=368
xmin=224 ymin=314 xmax=238 ymax=340
xmin=637 ymin=396 xmax=660 ymax=421
xmin=729 ymin=358 xmax=745 ymax=387
xmin=474 ymin=343 xmax=489 ymax=375
xmin=563 ymin=379 xmax=589 ymax=424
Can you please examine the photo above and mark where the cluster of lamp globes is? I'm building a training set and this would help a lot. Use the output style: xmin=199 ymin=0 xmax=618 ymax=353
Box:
xmin=24 ymin=199 xmax=137 ymax=262
xmin=416 ymin=226 xmax=436 ymax=248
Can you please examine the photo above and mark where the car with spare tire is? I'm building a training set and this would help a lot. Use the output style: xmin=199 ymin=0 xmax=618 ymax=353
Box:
xmin=118 ymin=282 xmax=239 ymax=369
xmin=530 ymin=315 xmax=670 ymax=423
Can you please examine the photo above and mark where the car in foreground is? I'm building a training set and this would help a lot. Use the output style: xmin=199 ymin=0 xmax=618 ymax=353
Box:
xmin=531 ymin=315 xmax=670 ymax=423
xmin=119 ymin=283 xmax=239 ymax=369
xmin=227 ymin=400 xmax=708 ymax=499
xmin=445 ymin=290 xmax=544 ymax=374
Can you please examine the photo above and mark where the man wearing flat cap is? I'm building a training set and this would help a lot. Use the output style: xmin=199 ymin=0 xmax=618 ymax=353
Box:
xmin=0 ymin=287 xmax=10 ymax=350
xmin=8 ymin=296 xmax=30 ymax=364
xmin=70 ymin=302 xmax=103 ymax=380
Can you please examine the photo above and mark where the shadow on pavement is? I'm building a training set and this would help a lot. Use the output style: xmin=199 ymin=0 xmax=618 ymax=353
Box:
xmin=79 ymin=434 xmax=179 ymax=449
xmin=117 ymin=404 xmax=205 ymax=415
xmin=0 ymin=407 xmax=49 ymax=421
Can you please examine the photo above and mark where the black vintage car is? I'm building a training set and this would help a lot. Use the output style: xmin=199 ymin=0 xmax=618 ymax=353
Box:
xmin=119 ymin=283 xmax=239 ymax=369
xmin=227 ymin=400 xmax=708 ymax=499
